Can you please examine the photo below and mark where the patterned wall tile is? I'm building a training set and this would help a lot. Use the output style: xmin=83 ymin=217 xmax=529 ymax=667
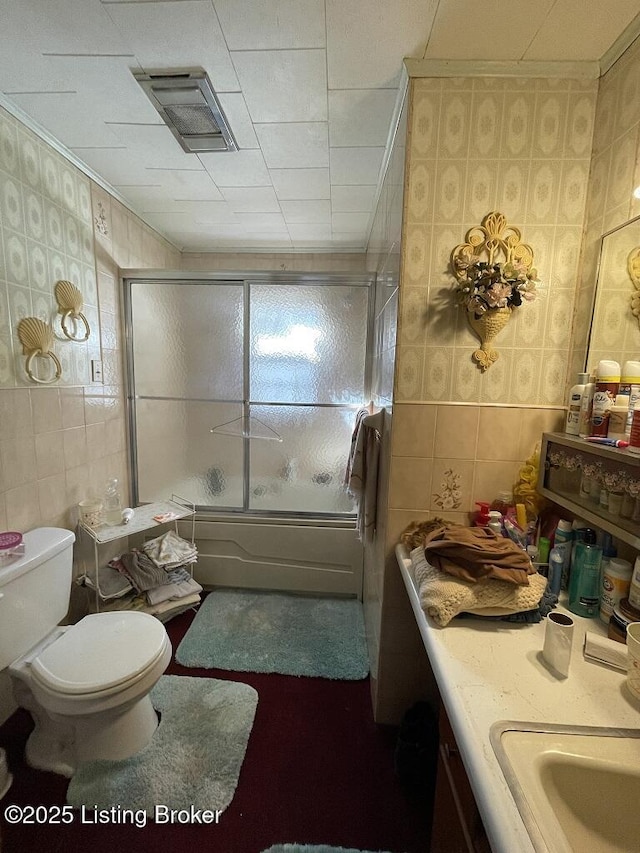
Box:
xmin=438 ymin=92 xmax=472 ymax=159
xmin=468 ymin=90 xmax=503 ymax=158
xmin=501 ymin=93 xmax=535 ymax=159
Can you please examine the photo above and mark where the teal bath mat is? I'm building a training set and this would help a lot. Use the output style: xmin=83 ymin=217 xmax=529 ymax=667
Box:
xmin=176 ymin=588 xmax=369 ymax=680
xmin=67 ymin=675 xmax=257 ymax=816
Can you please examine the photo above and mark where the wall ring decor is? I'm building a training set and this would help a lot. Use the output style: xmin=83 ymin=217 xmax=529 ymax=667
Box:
xmin=54 ymin=279 xmax=90 ymax=342
xmin=17 ymin=317 xmax=62 ymax=384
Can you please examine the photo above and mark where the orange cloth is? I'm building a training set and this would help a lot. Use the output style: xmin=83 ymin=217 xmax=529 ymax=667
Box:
xmin=422 ymin=523 xmax=535 ymax=585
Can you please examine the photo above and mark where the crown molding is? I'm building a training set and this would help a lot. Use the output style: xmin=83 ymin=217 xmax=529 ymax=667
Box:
xmin=404 ymin=58 xmax=600 ymax=79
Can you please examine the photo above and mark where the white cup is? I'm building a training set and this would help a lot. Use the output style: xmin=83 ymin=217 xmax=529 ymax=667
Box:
xmin=542 ymin=611 xmax=574 ymax=677
xmin=625 ymin=622 xmax=640 ymax=699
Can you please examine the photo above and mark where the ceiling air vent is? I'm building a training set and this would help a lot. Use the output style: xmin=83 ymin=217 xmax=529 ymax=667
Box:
xmin=134 ymin=70 xmax=237 ymax=153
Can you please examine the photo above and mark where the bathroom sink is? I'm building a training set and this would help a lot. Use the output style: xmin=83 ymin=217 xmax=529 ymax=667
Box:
xmin=490 ymin=721 xmax=640 ymax=853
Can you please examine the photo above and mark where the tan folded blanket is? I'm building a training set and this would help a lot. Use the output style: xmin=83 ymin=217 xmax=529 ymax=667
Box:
xmin=422 ymin=523 xmax=535 ymax=585
xmin=411 ymin=546 xmax=548 ymax=627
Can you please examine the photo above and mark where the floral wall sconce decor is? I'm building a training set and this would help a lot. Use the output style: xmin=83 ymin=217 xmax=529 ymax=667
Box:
xmin=17 ymin=317 xmax=62 ymax=384
xmin=54 ymin=280 xmax=91 ymax=342
xmin=451 ymin=211 xmax=539 ymax=371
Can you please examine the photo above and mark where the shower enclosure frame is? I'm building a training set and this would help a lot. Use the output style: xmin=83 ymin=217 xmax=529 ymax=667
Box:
xmin=121 ymin=270 xmax=376 ymax=523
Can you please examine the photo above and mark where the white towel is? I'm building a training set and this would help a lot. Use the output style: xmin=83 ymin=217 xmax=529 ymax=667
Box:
xmin=142 ymin=529 xmax=197 ymax=569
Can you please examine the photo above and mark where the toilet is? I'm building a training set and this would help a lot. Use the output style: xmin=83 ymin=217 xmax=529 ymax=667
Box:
xmin=0 ymin=527 xmax=171 ymax=777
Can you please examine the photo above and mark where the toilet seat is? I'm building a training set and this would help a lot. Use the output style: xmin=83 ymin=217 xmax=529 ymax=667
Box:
xmin=31 ymin=611 xmax=169 ymax=698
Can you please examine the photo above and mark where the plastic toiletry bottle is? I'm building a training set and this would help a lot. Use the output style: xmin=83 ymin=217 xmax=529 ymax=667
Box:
xmin=553 ymin=519 xmax=574 ymax=591
xmin=103 ymin=478 xmax=123 ymax=526
xmin=600 ymin=558 xmax=633 ymax=624
xmin=589 ymin=360 xmax=620 ymax=437
xmin=487 ymin=511 xmax=503 ymax=536
xmin=620 ymin=361 xmax=640 ymax=435
xmin=578 ymin=371 xmax=596 ymax=438
xmin=629 ymin=556 xmax=640 ymax=610
xmin=537 ymin=536 xmax=551 ymax=566
xmin=474 ymin=501 xmax=491 ymax=527
xmin=547 ymin=547 xmax=564 ymax=597
xmin=568 ymin=529 xmax=602 ymax=618
xmin=565 ymin=372 xmax=590 ymax=435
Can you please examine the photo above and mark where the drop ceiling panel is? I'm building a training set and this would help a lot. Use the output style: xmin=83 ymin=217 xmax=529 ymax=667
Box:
xmin=330 ymin=147 xmax=385 ymax=185
xmin=5 ymin=93 xmax=123 ymax=148
xmin=326 ymin=0 xmax=438 ymax=89
xmin=255 ymin=123 xmax=329 ymax=169
xmin=105 ymin=124 xmax=196 ymax=169
xmin=280 ymin=199 xmax=331 ymax=223
xmin=36 ymin=56 xmax=161 ymax=125
xmin=288 ymin=223 xmax=332 ymax=241
xmin=71 ymin=147 xmax=158 ymax=186
xmin=231 ymin=49 xmax=327 ymax=122
xmin=103 ymin=0 xmax=240 ymax=92
xmin=221 ymin=186 xmax=281 ymax=213
xmin=331 ymin=185 xmax=377 ymax=212
xmin=523 ymin=0 xmax=640 ymax=61
xmin=180 ymin=201 xmax=238 ymax=224
xmin=213 ymin=0 xmax=326 ymax=50
xmin=3 ymin=0 xmax=131 ymax=55
xmin=148 ymin=169 xmax=224 ymax=200
xmin=216 ymin=93 xmax=259 ymax=149
xmin=114 ymin=188 xmax=190 ymax=213
xmin=331 ymin=212 xmax=371 ymax=232
xmin=235 ymin=212 xmax=288 ymax=232
xmin=328 ymin=89 xmax=398 ymax=147
xmin=424 ymin=0 xmax=556 ymax=60
xmin=199 ymin=149 xmax=271 ymax=186
xmin=269 ymin=168 xmax=330 ymax=200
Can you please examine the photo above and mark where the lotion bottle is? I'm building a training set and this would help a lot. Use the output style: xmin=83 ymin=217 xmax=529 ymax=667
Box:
xmin=565 ymin=372 xmax=590 ymax=435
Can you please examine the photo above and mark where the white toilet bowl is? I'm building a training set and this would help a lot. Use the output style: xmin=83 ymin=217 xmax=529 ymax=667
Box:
xmin=9 ymin=611 xmax=171 ymax=777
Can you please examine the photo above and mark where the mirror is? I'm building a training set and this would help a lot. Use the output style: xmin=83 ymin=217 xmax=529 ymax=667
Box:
xmin=587 ymin=214 xmax=640 ymax=372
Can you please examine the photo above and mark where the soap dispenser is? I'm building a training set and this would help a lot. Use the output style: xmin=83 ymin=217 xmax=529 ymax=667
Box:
xmin=474 ymin=502 xmax=491 ymax=527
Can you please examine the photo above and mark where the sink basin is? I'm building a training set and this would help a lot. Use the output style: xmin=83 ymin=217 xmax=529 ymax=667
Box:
xmin=490 ymin=722 xmax=640 ymax=853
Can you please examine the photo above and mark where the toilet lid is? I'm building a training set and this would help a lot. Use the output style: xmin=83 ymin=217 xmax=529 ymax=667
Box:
xmin=31 ymin=611 xmax=169 ymax=695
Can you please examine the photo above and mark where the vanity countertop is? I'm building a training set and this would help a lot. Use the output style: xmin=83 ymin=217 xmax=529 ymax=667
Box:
xmin=395 ymin=544 xmax=640 ymax=853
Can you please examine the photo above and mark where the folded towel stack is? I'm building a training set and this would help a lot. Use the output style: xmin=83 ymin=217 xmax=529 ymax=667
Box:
xmin=411 ymin=546 xmax=551 ymax=627
xmin=109 ymin=529 xmax=202 ymax=609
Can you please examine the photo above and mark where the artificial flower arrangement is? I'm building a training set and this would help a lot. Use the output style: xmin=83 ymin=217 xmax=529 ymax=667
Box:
xmin=453 ymin=258 xmax=539 ymax=318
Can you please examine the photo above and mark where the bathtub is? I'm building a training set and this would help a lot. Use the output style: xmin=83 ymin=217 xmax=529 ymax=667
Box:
xmin=177 ymin=514 xmax=364 ymax=599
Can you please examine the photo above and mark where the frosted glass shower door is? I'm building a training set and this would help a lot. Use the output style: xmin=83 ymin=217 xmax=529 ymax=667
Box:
xmin=248 ymin=283 xmax=368 ymax=514
xmin=129 ymin=281 xmax=245 ymax=507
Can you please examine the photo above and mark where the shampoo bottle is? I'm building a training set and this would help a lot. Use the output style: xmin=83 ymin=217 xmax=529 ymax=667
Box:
xmin=565 ymin=372 xmax=590 ymax=435
xmin=568 ymin=529 xmax=602 ymax=618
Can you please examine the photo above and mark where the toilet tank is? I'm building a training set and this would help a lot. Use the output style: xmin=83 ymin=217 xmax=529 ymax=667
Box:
xmin=0 ymin=527 xmax=75 ymax=670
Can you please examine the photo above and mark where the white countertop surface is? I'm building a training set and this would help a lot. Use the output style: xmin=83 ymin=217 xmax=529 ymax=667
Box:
xmin=395 ymin=544 xmax=640 ymax=853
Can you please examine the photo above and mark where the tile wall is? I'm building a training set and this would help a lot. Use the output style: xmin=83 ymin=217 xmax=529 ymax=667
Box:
xmin=372 ymin=72 xmax=603 ymax=723
xmin=0 ymin=104 xmax=180 ymax=538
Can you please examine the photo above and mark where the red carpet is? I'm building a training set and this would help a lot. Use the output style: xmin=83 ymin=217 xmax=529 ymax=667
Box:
xmin=0 ymin=601 xmax=432 ymax=853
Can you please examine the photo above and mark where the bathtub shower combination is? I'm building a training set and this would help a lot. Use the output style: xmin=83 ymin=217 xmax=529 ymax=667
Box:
xmin=125 ymin=274 xmax=374 ymax=597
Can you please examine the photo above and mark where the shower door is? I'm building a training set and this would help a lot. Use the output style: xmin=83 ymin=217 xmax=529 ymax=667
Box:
xmin=126 ymin=276 xmax=372 ymax=518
